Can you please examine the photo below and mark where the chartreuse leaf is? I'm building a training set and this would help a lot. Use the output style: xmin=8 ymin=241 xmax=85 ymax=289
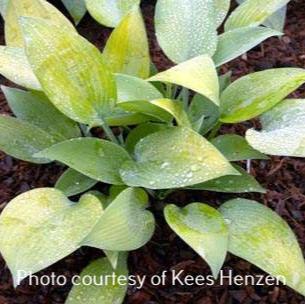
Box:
xmin=149 ymin=55 xmax=220 ymax=105
xmin=83 ymin=188 xmax=155 ymax=251
xmin=119 ymin=99 xmax=191 ymax=127
xmin=120 ymin=127 xmax=238 ymax=189
xmin=62 ymin=0 xmax=87 ymax=24
xmin=105 ymin=73 xmax=163 ymax=126
xmin=0 ymin=47 xmax=41 ymax=90
xmin=85 ymin=0 xmax=140 ymax=27
xmin=165 ymin=203 xmax=228 ymax=278
xmin=125 ymin=123 xmax=168 ymax=153
xmin=35 ymin=138 xmax=131 ymax=185
xmin=189 ymin=164 xmax=266 ymax=193
xmin=0 ymin=189 xmax=102 ymax=286
xmin=246 ymin=99 xmax=305 ymax=157
xmin=188 ymin=94 xmax=219 ymax=135
xmin=236 ymin=0 xmax=287 ymax=31
xmin=211 ymin=134 xmax=268 ymax=161
xmin=219 ymin=199 xmax=305 ymax=297
xmin=2 ymin=87 xmax=81 ymax=141
xmin=214 ymin=0 xmax=230 ymax=27
xmin=103 ymin=6 xmax=150 ymax=79
xmin=5 ymin=0 xmax=74 ymax=47
xmin=213 ymin=26 xmax=282 ymax=67
xmin=21 ymin=17 xmax=117 ymax=126
xmin=220 ymin=68 xmax=305 ymax=123
xmin=55 ymin=168 xmax=97 ymax=197
xmin=224 ymin=0 xmax=290 ymax=31
xmin=154 ymin=0 xmax=218 ymax=63
xmin=66 ymin=255 xmax=128 ymax=304
xmin=0 ymin=115 xmax=56 ymax=163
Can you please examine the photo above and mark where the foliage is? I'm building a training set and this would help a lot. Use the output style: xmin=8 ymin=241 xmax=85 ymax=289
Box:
xmin=0 ymin=0 xmax=304 ymax=302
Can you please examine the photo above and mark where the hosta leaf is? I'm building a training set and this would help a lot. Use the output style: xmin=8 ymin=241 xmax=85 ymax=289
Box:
xmin=0 ymin=47 xmax=40 ymax=90
xmin=62 ymin=0 xmax=87 ymax=24
xmin=2 ymin=87 xmax=81 ymax=141
xmin=118 ymin=100 xmax=173 ymax=123
xmin=103 ymin=6 xmax=150 ymax=79
xmin=149 ymin=55 xmax=219 ymax=105
xmin=21 ymin=17 xmax=117 ymax=126
xmin=104 ymin=73 xmax=163 ymax=126
xmin=116 ymin=73 xmax=163 ymax=102
xmin=220 ymin=68 xmax=305 ymax=123
xmin=219 ymin=199 xmax=305 ymax=297
xmin=213 ymin=26 xmax=282 ymax=67
xmin=190 ymin=165 xmax=266 ymax=193
xmin=0 ymin=189 xmax=102 ymax=286
xmin=155 ymin=0 xmax=218 ymax=63
xmin=165 ymin=203 xmax=228 ymax=278
xmin=0 ymin=115 xmax=56 ymax=163
xmin=104 ymin=250 xmax=120 ymax=269
xmin=35 ymin=138 xmax=131 ymax=185
xmin=188 ymin=94 xmax=219 ymax=135
xmin=66 ymin=256 xmax=128 ymax=304
xmin=236 ymin=0 xmax=287 ymax=31
xmin=125 ymin=122 xmax=168 ymax=153
xmin=55 ymin=168 xmax=97 ymax=197
xmin=120 ymin=127 xmax=238 ymax=189
xmin=214 ymin=0 xmax=230 ymax=27
xmin=225 ymin=0 xmax=290 ymax=31
xmin=83 ymin=188 xmax=155 ymax=251
xmin=5 ymin=0 xmax=74 ymax=47
xmin=0 ymin=0 xmax=8 ymax=17
xmin=85 ymin=0 xmax=140 ymax=28
xmin=118 ymin=99 xmax=191 ymax=126
xmin=246 ymin=99 xmax=305 ymax=157
xmin=211 ymin=134 xmax=268 ymax=161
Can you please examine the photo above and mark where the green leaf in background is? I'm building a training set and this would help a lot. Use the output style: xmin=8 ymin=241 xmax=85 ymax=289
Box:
xmin=103 ymin=6 xmax=150 ymax=79
xmin=2 ymin=87 xmax=81 ymax=141
xmin=62 ymin=0 xmax=87 ymax=25
xmin=190 ymin=164 xmax=266 ymax=193
xmin=219 ymin=72 xmax=232 ymax=93
xmin=225 ymin=0 xmax=290 ymax=31
xmin=0 ymin=47 xmax=41 ymax=90
xmin=165 ymin=203 xmax=228 ymax=278
xmin=214 ymin=0 xmax=230 ymax=27
xmin=35 ymin=138 xmax=131 ymax=185
xmin=213 ymin=26 xmax=282 ymax=67
xmin=188 ymin=94 xmax=220 ymax=135
xmin=55 ymin=168 xmax=98 ymax=197
xmin=125 ymin=122 xmax=168 ymax=153
xmin=0 ymin=189 xmax=102 ymax=286
xmin=0 ymin=115 xmax=56 ymax=163
xmin=85 ymin=0 xmax=140 ymax=28
xmin=246 ymin=99 xmax=305 ymax=157
xmin=104 ymin=73 xmax=163 ymax=126
xmin=119 ymin=99 xmax=191 ymax=127
xmin=149 ymin=55 xmax=220 ymax=105
xmin=5 ymin=0 xmax=74 ymax=47
xmin=263 ymin=6 xmax=287 ymax=31
xmin=220 ymin=68 xmax=305 ymax=123
xmin=116 ymin=73 xmax=163 ymax=102
xmin=21 ymin=17 xmax=117 ymax=126
xmin=83 ymin=188 xmax=155 ymax=251
xmin=236 ymin=0 xmax=287 ymax=32
xmin=155 ymin=0 xmax=218 ymax=63
xmin=66 ymin=255 xmax=128 ymax=304
xmin=219 ymin=198 xmax=305 ymax=297
xmin=211 ymin=134 xmax=268 ymax=161
xmin=120 ymin=127 xmax=238 ymax=189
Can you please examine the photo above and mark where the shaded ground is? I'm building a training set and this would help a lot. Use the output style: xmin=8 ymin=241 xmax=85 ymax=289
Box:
xmin=1 ymin=0 xmax=305 ymax=303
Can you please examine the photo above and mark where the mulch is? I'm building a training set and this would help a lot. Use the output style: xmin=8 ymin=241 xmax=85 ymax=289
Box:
xmin=1 ymin=0 xmax=305 ymax=303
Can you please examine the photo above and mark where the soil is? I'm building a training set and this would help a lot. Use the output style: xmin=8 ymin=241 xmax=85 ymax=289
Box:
xmin=1 ymin=0 xmax=305 ymax=303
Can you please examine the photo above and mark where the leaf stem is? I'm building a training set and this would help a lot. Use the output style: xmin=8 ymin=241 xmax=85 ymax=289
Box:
xmin=182 ymin=88 xmax=189 ymax=110
xmin=166 ymin=83 xmax=172 ymax=98
xmin=99 ymin=118 xmax=120 ymax=145
xmin=208 ymin=122 xmax=222 ymax=140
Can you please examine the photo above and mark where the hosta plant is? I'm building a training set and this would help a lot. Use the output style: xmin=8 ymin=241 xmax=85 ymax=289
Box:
xmin=0 ymin=0 xmax=305 ymax=302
